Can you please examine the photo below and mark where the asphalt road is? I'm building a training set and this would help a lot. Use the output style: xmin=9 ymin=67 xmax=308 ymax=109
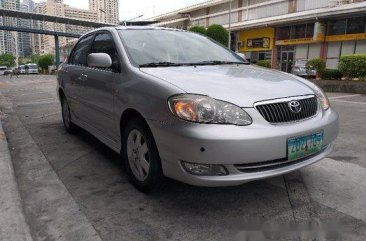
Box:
xmin=0 ymin=75 xmax=366 ymax=241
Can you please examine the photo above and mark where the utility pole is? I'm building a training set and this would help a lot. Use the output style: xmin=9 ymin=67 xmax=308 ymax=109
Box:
xmin=228 ymin=0 xmax=232 ymax=49
xmin=13 ymin=32 xmax=19 ymax=67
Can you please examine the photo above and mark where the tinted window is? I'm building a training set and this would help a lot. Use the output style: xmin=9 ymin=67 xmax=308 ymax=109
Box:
xmin=328 ymin=20 xmax=346 ymax=35
xmin=305 ymin=24 xmax=314 ymax=38
xmin=90 ymin=32 xmax=119 ymax=63
xmin=277 ymin=27 xmax=291 ymax=40
xmin=347 ymin=17 xmax=365 ymax=34
xmin=69 ymin=34 xmax=94 ymax=66
xmin=293 ymin=25 xmax=306 ymax=39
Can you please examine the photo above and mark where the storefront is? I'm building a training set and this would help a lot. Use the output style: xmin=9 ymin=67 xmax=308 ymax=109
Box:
xmin=236 ymin=16 xmax=365 ymax=72
xmin=324 ymin=17 xmax=366 ymax=69
xmin=237 ymin=27 xmax=274 ymax=64
xmin=275 ymin=22 xmax=326 ymax=72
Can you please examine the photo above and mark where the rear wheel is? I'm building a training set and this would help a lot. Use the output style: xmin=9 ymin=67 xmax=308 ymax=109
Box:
xmin=123 ymin=117 xmax=164 ymax=193
xmin=61 ymin=97 xmax=78 ymax=134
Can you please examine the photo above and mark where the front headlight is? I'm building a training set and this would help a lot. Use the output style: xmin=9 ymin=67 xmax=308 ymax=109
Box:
xmin=312 ymin=85 xmax=330 ymax=111
xmin=168 ymin=94 xmax=252 ymax=126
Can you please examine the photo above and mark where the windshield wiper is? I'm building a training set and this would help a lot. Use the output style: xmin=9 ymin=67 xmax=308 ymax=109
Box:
xmin=187 ymin=60 xmax=248 ymax=66
xmin=139 ymin=62 xmax=185 ymax=68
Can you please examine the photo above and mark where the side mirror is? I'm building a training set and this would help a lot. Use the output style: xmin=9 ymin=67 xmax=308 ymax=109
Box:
xmin=87 ymin=53 xmax=112 ymax=68
xmin=236 ymin=52 xmax=246 ymax=60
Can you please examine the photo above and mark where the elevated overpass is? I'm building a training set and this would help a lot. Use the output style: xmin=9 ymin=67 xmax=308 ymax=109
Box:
xmin=0 ymin=8 xmax=115 ymax=66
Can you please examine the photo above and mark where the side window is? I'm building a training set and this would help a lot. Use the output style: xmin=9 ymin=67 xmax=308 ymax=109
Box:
xmin=69 ymin=34 xmax=94 ymax=66
xmin=90 ymin=32 xmax=119 ymax=64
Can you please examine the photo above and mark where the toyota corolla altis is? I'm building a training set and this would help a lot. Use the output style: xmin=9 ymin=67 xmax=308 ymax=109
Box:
xmin=57 ymin=27 xmax=339 ymax=192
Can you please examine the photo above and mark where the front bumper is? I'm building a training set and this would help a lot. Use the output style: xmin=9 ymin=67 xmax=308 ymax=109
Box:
xmin=148 ymin=107 xmax=339 ymax=187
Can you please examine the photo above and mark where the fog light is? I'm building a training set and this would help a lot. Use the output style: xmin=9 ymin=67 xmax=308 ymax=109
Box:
xmin=181 ymin=161 xmax=229 ymax=176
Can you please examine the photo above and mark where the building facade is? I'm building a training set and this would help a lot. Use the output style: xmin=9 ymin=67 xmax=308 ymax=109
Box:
xmin=18 ymin=0 xmax=34 ymax=57
xmin=32 ymin=0 xmax=99 ymax=55
xmin=149 ymin=0 xmax=366 ymax=71
xmin=32 ymin=0 xmax=117 ymax=55
xmin=0 ymin=0 xmax=20 ymax=56
xmin=90 ymin=0 xmax=119 ymax=25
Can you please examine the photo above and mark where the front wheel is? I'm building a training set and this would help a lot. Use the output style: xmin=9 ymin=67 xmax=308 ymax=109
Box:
xmin=61 ymin=97 xmax=78 ymax=134
xmin=122 ymin=117 xmax=165 ymax=193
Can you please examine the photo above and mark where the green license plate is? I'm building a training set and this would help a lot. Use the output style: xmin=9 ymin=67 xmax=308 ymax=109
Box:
xmin=287 ymin=131 xmax=323 ymax=161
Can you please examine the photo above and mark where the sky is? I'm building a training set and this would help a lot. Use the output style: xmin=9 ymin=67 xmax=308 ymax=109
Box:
xmin=33 ymin=0 xmax=208 ymax=21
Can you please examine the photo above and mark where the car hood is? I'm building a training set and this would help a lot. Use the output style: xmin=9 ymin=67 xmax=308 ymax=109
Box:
xmin=140 ymin=64 xmax=315 ymax=107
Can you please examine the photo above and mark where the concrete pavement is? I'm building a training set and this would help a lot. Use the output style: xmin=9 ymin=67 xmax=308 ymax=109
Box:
xmin=0 ymin=113 xmax=33 ymax=241
xmin=1 ymin=75 xmax=366 ymax=241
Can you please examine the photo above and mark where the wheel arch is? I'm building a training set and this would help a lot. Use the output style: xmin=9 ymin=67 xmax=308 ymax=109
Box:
xmin=119 ymin=108 xmax=157 ymax=153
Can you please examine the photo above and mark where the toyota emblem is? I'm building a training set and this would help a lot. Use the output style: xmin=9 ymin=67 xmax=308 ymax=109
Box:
xmin=288 ymin=101 xmax=301 ymax=114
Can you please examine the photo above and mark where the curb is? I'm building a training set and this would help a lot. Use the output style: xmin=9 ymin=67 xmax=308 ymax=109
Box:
xmin=0 ymin=117 xmax=33 ymax=241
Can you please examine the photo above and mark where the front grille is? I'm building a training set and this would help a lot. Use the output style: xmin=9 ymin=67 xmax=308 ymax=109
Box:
xmin=256 ymin=96 xmax=318 ymax=123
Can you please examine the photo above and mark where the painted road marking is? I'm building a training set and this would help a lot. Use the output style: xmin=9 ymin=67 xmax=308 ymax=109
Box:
xmin=329 ymin=94 xmax=361 ymax=100
xmin=333 ymin=100 xmax=366 ymax=105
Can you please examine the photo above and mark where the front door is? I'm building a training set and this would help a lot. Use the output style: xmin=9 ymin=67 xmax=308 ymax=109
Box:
xmin=64 ymin=34 xmax=94 ymax=121
xmin=279 ymin=46 xmax=295 ymax=73
xmin=81 ymin=31 xmax=120 ymax=141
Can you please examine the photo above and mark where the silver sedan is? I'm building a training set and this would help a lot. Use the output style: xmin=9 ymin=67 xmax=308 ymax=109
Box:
xmin=291 ymin=59 xmax=317 ymax=77
xmin=57 ymin=27 xmax=339 ymax=192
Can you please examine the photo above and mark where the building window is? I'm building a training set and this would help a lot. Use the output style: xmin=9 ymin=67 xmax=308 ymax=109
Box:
xmin=346 ymin=17 xmax=365 ymax=34
xmin=327 ymin=19 xmax=346 ymax=35
xmin=305 ymin=24 xmax=314 ymax=38
xmin=293 ymin=24 xmax=306 ymax=39
xmin=277 ymin=26 xmax=291 ymax=40
xmin=277 ymin=23 xmax=315 ymax=40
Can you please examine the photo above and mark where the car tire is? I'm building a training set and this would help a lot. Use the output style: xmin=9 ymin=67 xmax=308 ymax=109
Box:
xmin=61 ymin=97 xmax=78 ymax=134
xmin=122 ymin=117 xmax=165 ymax=193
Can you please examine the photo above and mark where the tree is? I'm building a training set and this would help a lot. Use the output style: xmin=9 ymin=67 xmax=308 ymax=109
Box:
xmin=188 ymin=25 xmax=207 ymax=35
xmin=306 ymin=58 xmax=326 ymax=80
xmin=30 ymin=54 xmax=41 ymax=64
xmin=257 ymin=60 xmax=271 ymax=68
xmin=38 ymin=54 xmax=54 ymax=72
xmin=206 ymin=24 xmax=229 ymax=47
xmin=0 ymin=53 xmax=16 ymax=67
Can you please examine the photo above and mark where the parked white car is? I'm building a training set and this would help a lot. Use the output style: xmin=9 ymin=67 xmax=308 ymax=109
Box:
xmin=0 ymin=66 xmax=7 ymax=75
xmin=18 ymin=65 xmax=26 ymax=74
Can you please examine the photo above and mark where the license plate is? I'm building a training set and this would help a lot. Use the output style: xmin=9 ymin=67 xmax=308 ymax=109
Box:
xmin=287 ymin=131 xmax=323 ymax=161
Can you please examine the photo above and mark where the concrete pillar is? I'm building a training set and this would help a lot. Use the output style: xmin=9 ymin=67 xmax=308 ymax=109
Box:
xmin=320 ymin=41 xmax=328 ymax=60
xmin=54 ymin=35 xmax=60 ymax=68
xmin=238 ymin=0 xmax=243 ymax=22
xmin=271 ymin=28 xmax=278 ymax=69
xmin=205 ymin=7 xmax=210 ymax=27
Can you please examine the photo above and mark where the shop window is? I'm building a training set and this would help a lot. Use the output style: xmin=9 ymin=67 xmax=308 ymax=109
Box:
xmin=347 ymin=17 xmax=365 ymax=34
xmin=327 ymin=19 xmax=346 ymax=35
xmin=277 ymin=26 xmax=291 ymax=40
xmin=293 ymin=24 xmax=306 ymax=39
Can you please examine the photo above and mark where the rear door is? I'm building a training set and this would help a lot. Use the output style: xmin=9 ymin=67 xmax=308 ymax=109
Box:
xmin=63 ymin=34 xmax=94 ymax=121
xmin=81 ymin=31 xmax=120 ymax=141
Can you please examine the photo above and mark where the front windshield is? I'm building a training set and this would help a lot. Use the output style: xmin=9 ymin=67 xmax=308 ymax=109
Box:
xmin=118 ymin=29 xmax=246 ymax=66
xmin=296 ymin=60 xmax=308 ymax=67
xmin=28 ymin=64 xmax=37 ymax=69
